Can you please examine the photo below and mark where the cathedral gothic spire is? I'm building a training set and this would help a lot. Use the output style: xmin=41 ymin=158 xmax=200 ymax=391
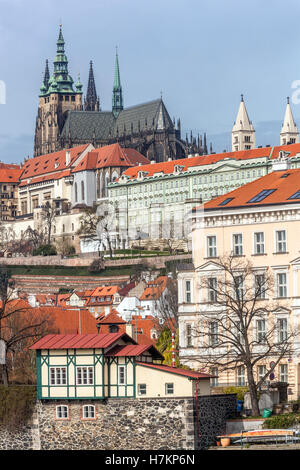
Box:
xmin=84 ymin=61 xmax=100 ymax=111
xmin=112 ymin=48 xmax=123 ymax=117
xmin=280 ymin=97 xmax=299 ymax=145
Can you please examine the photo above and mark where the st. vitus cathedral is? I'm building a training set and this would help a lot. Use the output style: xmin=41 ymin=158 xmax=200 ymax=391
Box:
xmin=34 ymin=27 xmax=210 ymax=161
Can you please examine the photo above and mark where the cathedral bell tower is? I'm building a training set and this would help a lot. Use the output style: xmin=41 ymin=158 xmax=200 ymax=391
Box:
xmin=34 ymin=26 xmax=83 ymax=157
xmin=232 ymin=94 xmax=255 ymax=151
xmin=112 ymin=49 xmax=123 ymax=118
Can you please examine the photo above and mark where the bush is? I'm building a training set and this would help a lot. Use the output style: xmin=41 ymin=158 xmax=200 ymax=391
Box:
xmin=223 ymin=386 xmax=249 ymax=401
xmin=88 ymin=258 xmax=105 ymax=273
xmin=262 ymin=413 xmax=300 ymax=429
xmin=0 ymin=385 xmax=36 ymax=429
xmin=33 ymin=244 xmax=57 ymax=256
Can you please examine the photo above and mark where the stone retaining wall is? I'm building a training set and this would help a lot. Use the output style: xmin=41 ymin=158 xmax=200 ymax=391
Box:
xmin=0 ymin=394 xmax=236 ymax=450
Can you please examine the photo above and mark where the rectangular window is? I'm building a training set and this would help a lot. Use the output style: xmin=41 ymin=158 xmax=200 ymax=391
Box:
xmin=185 ymin=280 xmax=191 ymax=303
xmin=237 ymin=366 xmax=245 ymax=386
xmin=254 ymin=232 xmax=265 ymax=254
xmin=76 ymin=366 xmax=94 ymax=385
xmin=50 ymin=367 xmax=67 ymax=385
xmin=186 ymin=324 xmax=193 ymax=347
xmin=278 ymin=318 xmax=288 ymax=342
xmin=280 ymin=364 xmax=288 ymax=383
xmin=233 ymin=234 xmax=243 ymax=256
xmin=276 ymin=230 xmax=287 ymax=253
xmin=210 ymin=368 xmax=218 ymax=387
xmin=138 ymin=384 xmax=147 ymax=395
xmin=277 ymin=273 xmax=287 ymax=298
xmin=82 ymin=405 xmax=95 ymax=419
xmin=255 ymin=274 xmax=266 ymax=299
xmin=207 ymin=235 xmax=217 ymax=258
xmin=56 ymin=405 xmax=69 ymax=419
xmin=258 ymin=365 xmax=267 ymax=385
xmin=234 ymin=275 xmax=244 ymax=301
xmin=118 ymin=365 xmax=126 ymax=385
xmin=207 ymin=277 xmax=217 ymax=302
xmin=165 ymin=383 xmax=174 ymax=394
xmin=257 ymin=319 xmax=267 ymax=343
xmin=209 ymin=321 xmax=218 ymax=346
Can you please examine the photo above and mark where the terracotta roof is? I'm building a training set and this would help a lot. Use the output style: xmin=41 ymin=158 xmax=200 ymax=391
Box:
xmin=0 ymin=166 xmax=22 ymax=183
xmin=20 ymin=145 xmax=89 ymax=182
xmin=204 ymin=168 xmax=300 ymax=210
xmin=119 ymin=142 xmax=300 ymax=181
xmin=19 ymin=169 xmax=71 ymax=187
xmin=39 ymin=307 xmax=98 ymax=334
xmin=140 ymin=276 xmax=168 ymax=301
xmin=29 ymin=332 xmax=132 ymax=350
xmin=90 ymin=285 xmax=120 ymax=297
xmin=72 ymin=143 xmax=149 ymax=173
xmin=105 ymin=344 xmax=163 ymax=359
xmin=136 ymin=362 xmax=215 ymax=379
xmin=97 ymin=310 xmax=126 ymax=325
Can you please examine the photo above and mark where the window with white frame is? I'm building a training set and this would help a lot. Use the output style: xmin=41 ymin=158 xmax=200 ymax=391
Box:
xmin=207 ymin=277 xmax=217 ymax=302
xmin=209 ymin=321 xmax=218 ymax=346
xmin=254 ymin=232 xmax=265 ymax=254
xmin=234 ymin=275 xmax=244 ymax=301
xmin=56 ymin=405 xmax=69 ymax=419
xmin=185 ymin=280 xmax=192 ymax=303
xmin=138 ymin=383 xmax=147 ymax=395
xmin=255 ymin=273 xmax=266 ymax=299
xmin=207 ymin=235 xmax=217 ymax=258
xmin=118 ymin=365 xmax=126 ymax=385
xmin=236 ymin=320 xmax=244 ymax=345
xmin=256 ymin=319 xmax=267 ymax=343
xmin=278 ymin=318 xmax=288 ymax=342
xmin=82 ymin=405 xmax=96 ymax=419
xmin=210 ymin=367 xmax=218 ymax=387
xmin=257 ymin=365 xmax=267 ymax=385
xmin=279 ymin=364 xmax=288 ymax=383
xmin=50 ymin=367 xmax=67 ymax=385
xmin=165 ymin=383 xmax=174 ymax=394
xmin=233 ymin=233 xmax=243 ymax=256
xmin=186 ymin=323 xmax=193 ymax=347
xmin=237 ymin=366 xmax=245 ymax=386
xmin=277 ymin=273 xmax=287 ymax=298
xmin=276 ymin=230 xmax=287 ymax=253
xmin=76 ymin=366 xmax=94 ymax=385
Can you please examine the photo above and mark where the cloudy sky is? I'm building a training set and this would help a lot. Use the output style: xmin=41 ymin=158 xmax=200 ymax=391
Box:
xmin=1 ymin=0 xmax=300 ymax=162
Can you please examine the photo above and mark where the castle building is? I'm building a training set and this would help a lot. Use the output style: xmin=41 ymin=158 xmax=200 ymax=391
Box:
xmin=34 ymin=27 xmax=209 ymax=162
xmin=232 ymin=94 xmax=256 ymax=151
xmin=280 ymin=97 xmax=299 ymax=145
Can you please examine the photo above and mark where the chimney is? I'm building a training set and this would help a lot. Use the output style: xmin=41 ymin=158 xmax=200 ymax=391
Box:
xmin=150 ymin=160 xmax=155 ymax=164
xmin=66 ymin=150 xmax=71 ymax=166
xmin=125 ymin=323 xmax=135 ymax=339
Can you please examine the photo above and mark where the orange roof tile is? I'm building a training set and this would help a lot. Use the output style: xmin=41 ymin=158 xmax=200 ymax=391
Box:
xmin=140 ymin=276 xmax=168 ymax=301
xmin=0 ymin=166 xmax=22 ymax=183
xmin=204 ymin=168 xmax=300 ymax=210
xmin=72 ymin=143 xmax=149 ymax=173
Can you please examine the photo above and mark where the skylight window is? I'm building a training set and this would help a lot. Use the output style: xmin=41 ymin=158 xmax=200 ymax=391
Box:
xmin=247 ymin=189 xmax=276 ymax=203
xmin=288 ymin=190 xmax=300 ymax=200
xmin=218 ymin=197 xmax=234 ymax=206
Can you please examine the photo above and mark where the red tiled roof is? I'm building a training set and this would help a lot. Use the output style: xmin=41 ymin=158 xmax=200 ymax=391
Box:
xmin=19 ymin=145 xmax=89 ymax=182
xmin=0 ymin=166 xmax=22 ymax=183
xmin=140 ymin=276 xmax=168 ymax=301
xmin=105 ymin=344 xmax=163 ymax=359
xmin=136 ymin=362 xmax=215 ymax=379
xmin=38 ymin=306 xmax=98 ymax=334
xmin=29 ymin=332 xmax=132 ymax=350
xmin=97 ymin=310 xmax=126 ymax=325
xmin=120 ymin=143 xmax=300 ymax=181
xmin=204 ymin=168 xmax=300 ymax=210
xmin=72 ymin=143 xmax=149 ymax=173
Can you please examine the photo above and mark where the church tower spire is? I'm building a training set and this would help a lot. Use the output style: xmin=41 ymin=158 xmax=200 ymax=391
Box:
xmin=112 ymin=48 xmax=123 ymax=117
xmin=43 ymin=59 xmax=50 ymax=89
xmin=84 ymin=60 xmax=100 ymax=111
xmin=232 ymin=94 xmax=256 ymax=151
xmin=280 ymin=97 xmax=299 ymax=145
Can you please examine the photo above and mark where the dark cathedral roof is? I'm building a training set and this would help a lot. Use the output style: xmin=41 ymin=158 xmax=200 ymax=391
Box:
xmin=60 ymin=99 xmax=174 ymax=142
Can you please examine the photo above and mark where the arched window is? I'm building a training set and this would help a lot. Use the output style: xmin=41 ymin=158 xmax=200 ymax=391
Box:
xmin=74 ymin=182 xmax=78 ymax=203
xmin=81 ymin=181 xmax=85 ymax=201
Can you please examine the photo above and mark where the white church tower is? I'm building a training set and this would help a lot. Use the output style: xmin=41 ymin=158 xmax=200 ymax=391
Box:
xmin=280 ymin=97 xmax=299 ymax=145
xmin=232 ymin=94 xmax=256 ymax=151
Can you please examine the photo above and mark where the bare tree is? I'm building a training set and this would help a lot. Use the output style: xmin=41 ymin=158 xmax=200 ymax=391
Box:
xmin=40 ymin=201 xmax=56 ymax=246
xmin=0 ymin=266 xmax=51 ymax=384
xmin=192 ymin=255 xmax=296 ymax=416
xmin=155 ymin=276 xmax=178 ymax=331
